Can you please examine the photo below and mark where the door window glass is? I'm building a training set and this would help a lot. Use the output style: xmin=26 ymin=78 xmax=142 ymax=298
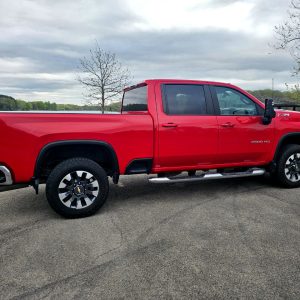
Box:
xmin=215 ymin=86 xmax=258 ymax=116
xmin=162 ymin=85 xmax=207 ymax=115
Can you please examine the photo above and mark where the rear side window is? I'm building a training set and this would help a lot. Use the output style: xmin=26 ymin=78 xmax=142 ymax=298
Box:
xmin=122 ymin=85 xmax=147 ymax=112
xmin=162 ymin=84 xmax=207 ymax=115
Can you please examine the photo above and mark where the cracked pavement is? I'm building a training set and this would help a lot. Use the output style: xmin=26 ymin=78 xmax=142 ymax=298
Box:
xmin=0 ymin=175 xmax=299 ymax=299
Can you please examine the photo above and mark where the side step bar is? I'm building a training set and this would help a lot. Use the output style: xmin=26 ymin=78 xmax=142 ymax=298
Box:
xmin=149 ymin=168 xmax=265 ymax=184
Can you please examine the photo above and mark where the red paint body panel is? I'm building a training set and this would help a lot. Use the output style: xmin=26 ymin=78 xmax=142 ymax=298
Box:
xmin=1 ymin=79 xmax=300 ymax=184
xmin=153 ymin=82 xmax=218 ymax=168
xmin=216 ymin=115 xmax=275 ymax=164
xmin=273 ymin=110 xmax=300 ymax=149
xmin=0 ymin=113 xmax=154 ymax=182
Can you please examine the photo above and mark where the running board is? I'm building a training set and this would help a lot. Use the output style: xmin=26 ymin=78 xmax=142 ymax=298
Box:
xmin=149 ymin=168 xmax=265 ymax=184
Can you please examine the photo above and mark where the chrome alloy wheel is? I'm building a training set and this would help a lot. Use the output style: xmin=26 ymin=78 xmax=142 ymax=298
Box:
xmin=284 ymin=153 xmax=300 ymax=182
xmin=58 ymin=170 xmax=99 ymax=209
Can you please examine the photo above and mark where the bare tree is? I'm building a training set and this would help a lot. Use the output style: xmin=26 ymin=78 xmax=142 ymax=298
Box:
xmin=78 ymin=43 xmax=131 ymax=113
xmin=274 ymin=0 xmax=300 ymax=74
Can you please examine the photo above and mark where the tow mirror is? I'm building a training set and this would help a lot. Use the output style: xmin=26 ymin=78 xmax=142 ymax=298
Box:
xmin=262 ymin=99 xmax=276 ymax=125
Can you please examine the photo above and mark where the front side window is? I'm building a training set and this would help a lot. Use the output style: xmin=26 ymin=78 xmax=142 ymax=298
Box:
xmin=215 ymin=86 xmax=258 ymax=116
xmin=162 ymin=84 xmax=207 ymax=115
xmin=122 ymin=85 xmax=147 ymax=112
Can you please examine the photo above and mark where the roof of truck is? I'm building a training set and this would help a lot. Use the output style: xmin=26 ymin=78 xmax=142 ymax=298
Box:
xmin=125 ymin=79 xmax=234 ymax=91
xmin=144 ymin=79 xmax=232 ymax=85
xmin=124 ymin=79 xmax=238 ymax=92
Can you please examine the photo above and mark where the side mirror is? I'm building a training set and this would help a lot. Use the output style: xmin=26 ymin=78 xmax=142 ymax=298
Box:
xmin=262 ymin=99 xmax=276 ymax=125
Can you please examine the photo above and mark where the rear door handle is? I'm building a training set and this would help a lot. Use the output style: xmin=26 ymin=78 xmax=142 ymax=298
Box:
xmin=162 ymin=123 xmax=178 ymax=128
xmin=220 ymin=122 xmax=235 ymax=128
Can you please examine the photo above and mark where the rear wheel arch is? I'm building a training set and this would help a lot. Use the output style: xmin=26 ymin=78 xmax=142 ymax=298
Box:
xmin=34 ymin=140 xmax=119 ymax=181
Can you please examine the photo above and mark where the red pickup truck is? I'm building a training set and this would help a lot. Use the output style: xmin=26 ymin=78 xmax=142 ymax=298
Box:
xmin=0 ymin=79 xmax=299 ymax=217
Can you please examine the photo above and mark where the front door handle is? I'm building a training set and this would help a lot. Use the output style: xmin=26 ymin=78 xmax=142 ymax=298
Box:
xmin=162 ymin=123 xmax=178 ymax=128
xmin=220 ymin=122 xmax=235 ymax=128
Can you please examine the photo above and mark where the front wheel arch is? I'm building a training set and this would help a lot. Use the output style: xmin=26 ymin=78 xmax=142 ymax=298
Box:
xmin=273 ymin=133 xmax=300 ymax=163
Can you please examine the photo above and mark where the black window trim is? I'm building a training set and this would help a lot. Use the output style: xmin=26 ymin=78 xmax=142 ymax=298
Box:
xmin=161 ymin=83 xmax=214 ymax=116
xmin=209 ymin=85 xmax=264 ymax=116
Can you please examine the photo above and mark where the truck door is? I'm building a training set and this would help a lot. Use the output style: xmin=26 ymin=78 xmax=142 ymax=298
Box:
xmin=156 ymin=83 xmax=218 ymax=169
xmin=210 ymin=85 xmax=274 ymax=164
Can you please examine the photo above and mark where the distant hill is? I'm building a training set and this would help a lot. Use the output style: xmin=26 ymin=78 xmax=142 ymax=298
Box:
xmin=0 ymin=95 xmax=121 ymax=112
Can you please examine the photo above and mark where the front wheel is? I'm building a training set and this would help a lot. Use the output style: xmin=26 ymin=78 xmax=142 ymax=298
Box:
xmin=46 ymin=158 xmax=109 ymax=218
xmin=276 ymin=144 xmax=300 ymax=188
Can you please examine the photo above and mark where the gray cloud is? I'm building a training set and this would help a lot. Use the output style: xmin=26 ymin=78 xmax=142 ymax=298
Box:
xmin=91 ymin=29 xmax=294 ymax=82
xmin=0 ymin=0 xmax=296 ymax=103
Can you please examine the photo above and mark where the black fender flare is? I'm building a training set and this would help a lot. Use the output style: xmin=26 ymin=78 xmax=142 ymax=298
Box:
xmin=33 ymin=140 xmax=119 ymax=189
xmin=273 ymin=132 xmax=300 ymax=162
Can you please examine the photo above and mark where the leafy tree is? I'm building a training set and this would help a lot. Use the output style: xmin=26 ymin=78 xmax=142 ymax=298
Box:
xmin=285 ymin=83 xmax=300 ymax=102
xmin=0 ymin=95 xmax=18 ymax=110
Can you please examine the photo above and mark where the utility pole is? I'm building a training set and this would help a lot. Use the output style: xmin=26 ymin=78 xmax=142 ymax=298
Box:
xmin=272 ymin=78 xmax=274 ymax=99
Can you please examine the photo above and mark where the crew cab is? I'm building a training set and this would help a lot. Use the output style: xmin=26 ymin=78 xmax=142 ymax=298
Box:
xmin=0 ymin=79 xmax=300 ymax=218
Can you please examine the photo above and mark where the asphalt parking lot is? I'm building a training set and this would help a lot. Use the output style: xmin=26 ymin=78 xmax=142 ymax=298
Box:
xmin=0 ymin=175 xmax=299 ymax=299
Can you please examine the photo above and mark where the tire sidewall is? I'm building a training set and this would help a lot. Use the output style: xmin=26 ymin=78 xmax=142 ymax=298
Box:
xmin=277 ymin=145 xmax=300 ymax=188
xmin=46 ymin=158 xmax=109 ymax=218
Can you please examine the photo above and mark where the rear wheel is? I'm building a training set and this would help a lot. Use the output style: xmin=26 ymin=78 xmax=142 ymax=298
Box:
xmin=275 ymin=144 xmax=300 ymax=188
xmin=46 ymin=158 xmax=109 ymax=218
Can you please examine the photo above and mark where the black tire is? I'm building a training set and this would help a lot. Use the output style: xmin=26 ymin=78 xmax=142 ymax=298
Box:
xmin=46 ymin=158 xmax=109 ymax=218
xmin=275 ymin=144 xmax=300 ymax=188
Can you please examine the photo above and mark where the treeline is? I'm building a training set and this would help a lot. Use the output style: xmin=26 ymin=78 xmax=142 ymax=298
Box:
xmin=1 ymin=88 xmax=300 ymax=112
xmin=0 ymin=95 xmax=121 ymax=112
xmin=247 ymin=88 xmax=300 ymax=103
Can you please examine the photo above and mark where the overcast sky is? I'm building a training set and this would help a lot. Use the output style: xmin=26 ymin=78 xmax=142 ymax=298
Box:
xmin=0 ymin=0 xmax=297 ymax=104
